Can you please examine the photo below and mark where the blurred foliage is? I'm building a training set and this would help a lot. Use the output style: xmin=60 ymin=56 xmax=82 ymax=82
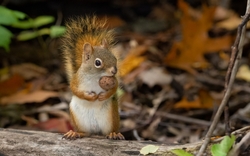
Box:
xmin=211 ymin=135 xmax=236 ymax=156
xmin=0 ymin=6 xmax=66 ymax=52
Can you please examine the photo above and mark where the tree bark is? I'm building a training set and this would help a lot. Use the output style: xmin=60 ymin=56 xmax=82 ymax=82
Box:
xmin=0 ymin=128 xmax=205 ymax=156
xmin=4 ymin=127 xmax=249 ymax=156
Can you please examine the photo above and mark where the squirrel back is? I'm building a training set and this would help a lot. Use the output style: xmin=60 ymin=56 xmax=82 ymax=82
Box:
xmin=62 ymin=16 xmax=115 ymax=80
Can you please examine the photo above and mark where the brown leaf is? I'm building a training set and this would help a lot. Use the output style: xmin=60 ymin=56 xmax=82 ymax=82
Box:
xmin=0 ymin=90 xmax=58 ymax=105
xmin=11 ymin=63 xmax=47 ymax=80
xmin=174 ymin=89 xmax=214 ymax=109
xmin=165 ymin=0 xmax=233 ymax=74
xmin=119 ymin=45 xmax=147 ymax=77
xmin=0 ymin=74 xmax=25 ymax=97
xmin=21 ymin=115 xmax=39 ymax=126
xmin=98 ymin=15 xmax=126 ymax=28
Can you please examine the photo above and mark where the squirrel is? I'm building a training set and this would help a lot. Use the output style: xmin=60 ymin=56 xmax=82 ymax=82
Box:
xmin=61 ymin=16 xmax=124 ymax=140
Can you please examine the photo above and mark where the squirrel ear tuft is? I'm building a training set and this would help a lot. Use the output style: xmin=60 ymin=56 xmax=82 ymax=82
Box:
xmin=83 ymin=43 xmax=93 ymax=61
xmin=101 ymin=39 xmax=108 ymax=48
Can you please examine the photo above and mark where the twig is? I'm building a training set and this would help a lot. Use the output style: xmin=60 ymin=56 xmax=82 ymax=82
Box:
xmin=157 ymin=112 xmax=223 ymax=128
xmin=212 ymin=125 xmax=250 ymax=143
xmin=224 ymin=1 xmax=250 ymax=136
xmin=225 ymin=11 xmax=250 ymax=88
xmin=224 ymin=105 xmax=231 ymax=135
xmin=197 ymin=1 xmax=250 ymax=155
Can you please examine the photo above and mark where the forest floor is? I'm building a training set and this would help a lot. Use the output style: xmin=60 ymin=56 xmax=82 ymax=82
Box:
xmin=0 ymin=0 xmax=250 ymax=155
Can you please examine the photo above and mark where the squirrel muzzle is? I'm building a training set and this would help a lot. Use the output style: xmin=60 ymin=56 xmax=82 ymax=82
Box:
xmin=109 ymin=66 xmax=117 ymax=76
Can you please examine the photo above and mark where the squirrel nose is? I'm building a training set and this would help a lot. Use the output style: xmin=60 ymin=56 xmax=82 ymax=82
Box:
xmin=110 ymin=66 xmax=117 ymax=75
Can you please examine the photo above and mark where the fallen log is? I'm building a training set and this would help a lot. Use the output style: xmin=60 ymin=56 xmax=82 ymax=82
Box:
xmin=1 ymin=127 xmax=249 ymax=156
xmin=0 ymin=128 xmax=204 ymax=156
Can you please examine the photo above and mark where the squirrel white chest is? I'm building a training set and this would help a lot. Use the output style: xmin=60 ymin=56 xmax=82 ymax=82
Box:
xmin=78 ymin=73 xmax=105 ymax=94
xmin=70 ymin=95 xmax=112 ymax=135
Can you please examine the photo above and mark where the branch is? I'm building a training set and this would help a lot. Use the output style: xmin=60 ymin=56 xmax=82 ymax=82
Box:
xmin=197 ymin=1 xmax=250 ymax=155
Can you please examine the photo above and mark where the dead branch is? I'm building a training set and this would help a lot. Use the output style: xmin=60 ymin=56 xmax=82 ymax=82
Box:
xmin=157 ymin=112 xmax=223 ymax=128
xmin=197 ymin=1 xmax=250 ymax=155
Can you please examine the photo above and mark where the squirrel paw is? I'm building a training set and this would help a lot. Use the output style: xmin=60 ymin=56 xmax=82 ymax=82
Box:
xmin=98 ymin=92 xmax=109 ymax=101
xmin=106 ymin=132 xmax=125 ymax=140
xmin=84 ymin=91 xmax=98 ymax=101
xmin=62 ymin=130 xmax=85 ymax=140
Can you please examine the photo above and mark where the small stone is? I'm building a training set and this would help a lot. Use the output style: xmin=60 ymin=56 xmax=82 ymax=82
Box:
xmin=99 ymin=76 xmax=116 ymax=90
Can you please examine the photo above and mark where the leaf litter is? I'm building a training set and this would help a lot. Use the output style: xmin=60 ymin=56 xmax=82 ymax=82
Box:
xmin=0 ymin=0 xmax=250 ymax=155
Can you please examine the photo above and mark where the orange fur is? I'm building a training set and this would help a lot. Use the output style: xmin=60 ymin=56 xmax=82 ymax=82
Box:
xmin=110 ymin=96 xmax=120 ymax=133
xmin=62 ymin=16 xmax=124 ymax=140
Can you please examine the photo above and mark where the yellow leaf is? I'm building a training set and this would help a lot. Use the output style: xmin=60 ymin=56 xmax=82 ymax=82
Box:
xmin=216 ymin=14 xmax=242 ymax=30
xmin=236 ymin=64 xmax=250 ymax=82
xmin=216 ymin=13 xmax=250 ymax=30
xmin=140 ymin=145 xmax=159 ymax=155
xmin=0 ymin=90 xmax=58 ymax=105
xmin=175 ymin=89 xmax=214 ymax=109
xmin=119 ymin=46 xmax=147 ymax=77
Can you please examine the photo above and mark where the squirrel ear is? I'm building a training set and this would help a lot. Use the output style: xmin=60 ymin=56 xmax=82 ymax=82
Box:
xmin=101 ymin=39 xmax=108 ymax=48
xmin=83 ymin=43 xmax=93 ymax=61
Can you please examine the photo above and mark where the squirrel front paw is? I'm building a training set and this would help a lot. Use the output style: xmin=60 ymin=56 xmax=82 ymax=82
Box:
xmin=98 ymin=92 xmax=109 ymax=101
xmin=84 ymin=91 xmax=98 ymax=101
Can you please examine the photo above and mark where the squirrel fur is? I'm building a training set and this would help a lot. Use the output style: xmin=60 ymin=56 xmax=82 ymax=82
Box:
xmin=61 ymin=16 xmax=124 ymax=140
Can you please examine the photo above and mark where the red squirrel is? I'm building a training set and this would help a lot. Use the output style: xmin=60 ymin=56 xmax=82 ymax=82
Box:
xmin=61 ymin=16 xmax=124 ymax=140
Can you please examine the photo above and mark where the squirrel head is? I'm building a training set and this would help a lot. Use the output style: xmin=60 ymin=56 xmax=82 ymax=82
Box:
xmin=81 ymin=41 xmax=117 ymax=77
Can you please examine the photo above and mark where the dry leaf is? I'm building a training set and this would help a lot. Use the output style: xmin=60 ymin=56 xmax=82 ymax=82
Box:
xmin=36 ymin=102 xmax=69 ymax=112
xmin=0 ymin=90 xmax=58 ymax=105
xmin=175 ymin=89 xmax=214 ymax=109
xmin=119 ymin=45 xmax=147 ymax=77
xmin=11 ymin=63 xmax=47 ymax=80
xmin=236 ymin=64 xmax=250 ymax=82
xmin=214 ymin=6 xmax=232 ymax=21
xmin=122 ymin=61 xmax=151 ymax=84
xmin=122 ymin=119 xmax=136 ymax=129
xmin=140 ymin=145 xmax=159 ymax=155
xmin=36 ymin=103 xmax=70 ymax=120
xmin=138 ymin=67 xmax=173 ymax=87
xmin=165 ymin=0 xmax=233 ymax=74
xmin=216 ymin=14 xmax=242 ymax=30
xmin=99 ymin=15 xmax=126 ymax=28
xmin=0 ymin=74 xmax=25 ymax=97
xmin=21 ymin=115 xmax=39 ymax=126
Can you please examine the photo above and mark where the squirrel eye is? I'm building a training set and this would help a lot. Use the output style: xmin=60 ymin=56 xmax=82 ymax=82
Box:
xmin=94 ymin=58 xmax=102 ymax=68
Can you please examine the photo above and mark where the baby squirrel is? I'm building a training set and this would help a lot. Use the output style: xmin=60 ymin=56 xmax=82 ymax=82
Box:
xmin=62 ymin=16 xmax=124 ymax=140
